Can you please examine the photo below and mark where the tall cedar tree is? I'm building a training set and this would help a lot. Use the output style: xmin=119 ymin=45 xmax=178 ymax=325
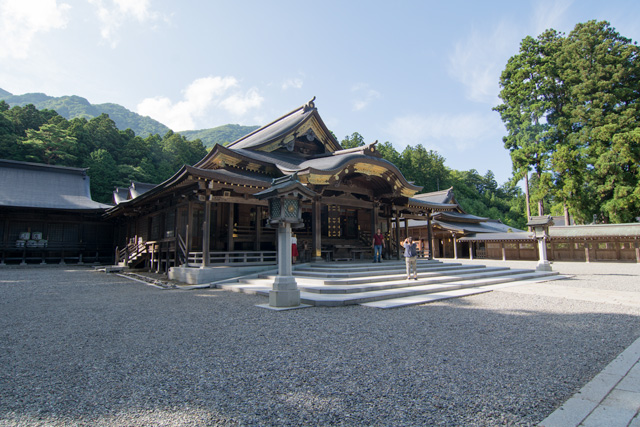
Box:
xmin=496 ymin=20 xmax=640 ymax=223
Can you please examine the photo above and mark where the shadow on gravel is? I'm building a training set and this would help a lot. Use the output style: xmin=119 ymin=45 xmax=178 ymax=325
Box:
xmin=1 ymin=267 xmax=639 ymax=426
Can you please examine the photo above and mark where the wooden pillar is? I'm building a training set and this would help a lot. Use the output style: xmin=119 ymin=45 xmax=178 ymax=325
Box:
xmin=394 ymin=209 xmax=401 ymax=259
xmin=202 ymin=200 xmax=211 ymax=267
xmin=371 ymin=203 xmax=379 ymax=233
xmin=583 ymin=240 xmax=590 ymax=263
xmin=453 ymin=234 xmax=458 ymax=259
xmin=173 ymin=206 xmax=179 ymax=269
xmin=501 ymin=242 xmax=506 ymax=261
xmin=186 ymin=201 xmax=192 ymax=256
xmin=403 ymin=217 xmax=409 ymax=239
xmin=469 ymin=242 xmax=474 ymax=260
xmin=255 ymin=206 xmax=262 ymax=251
xmin=312 ymin=199 xmax=322 ymax=262
xmin=427 ymin=211 xmax=433 ymax=260
xmin=635 ymin=241 xmax=640 ymax=263
xmin=227 ymin=202 xmax=235 ymax=252
xmin=386 ymin=207 xmax=392 ymax=260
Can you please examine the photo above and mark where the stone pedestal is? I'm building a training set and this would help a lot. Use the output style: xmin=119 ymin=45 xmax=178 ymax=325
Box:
xmin=269 ymin=222 xmax=301 ymax=307
xmin=269 ymin=275 xmax=300 ymax=307
xmin=536 ymin=237 xmax=552 ymax=271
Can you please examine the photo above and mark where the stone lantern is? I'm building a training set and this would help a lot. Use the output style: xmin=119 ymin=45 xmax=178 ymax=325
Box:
xmin=527 ymin=215 xmax=554 ymax=271
xmin=254 ymin=174 xmax=317 ymax=308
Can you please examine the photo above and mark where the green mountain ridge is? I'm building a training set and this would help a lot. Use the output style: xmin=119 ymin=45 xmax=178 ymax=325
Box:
xmin=179 ymin=124 xmax=260 ymax=148
xmin=0 ymin=89 xmax=259 ymax=146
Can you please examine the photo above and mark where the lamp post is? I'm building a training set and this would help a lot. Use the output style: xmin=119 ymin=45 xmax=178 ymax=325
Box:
xmin=254 ymin=174 xmax=316 ymax=308
xmin=527 ymin=215 xmax=554 ymax=272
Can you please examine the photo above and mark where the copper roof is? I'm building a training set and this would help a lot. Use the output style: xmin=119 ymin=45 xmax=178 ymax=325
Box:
xmin=0 ymin=159 xmax=111 ymax=211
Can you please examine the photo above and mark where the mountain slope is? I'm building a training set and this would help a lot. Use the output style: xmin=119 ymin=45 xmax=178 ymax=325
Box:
xmin=178 ymin=124 xmax=260 ymax=148
xmin=0 ymin=90 xmax=170 ymax=137
xmin=0 ymin=89 xmax=260 ymax=145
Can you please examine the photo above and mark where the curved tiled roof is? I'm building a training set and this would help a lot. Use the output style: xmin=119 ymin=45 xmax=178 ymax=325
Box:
xmin=0 ymin=159 xmax=111 ymax=211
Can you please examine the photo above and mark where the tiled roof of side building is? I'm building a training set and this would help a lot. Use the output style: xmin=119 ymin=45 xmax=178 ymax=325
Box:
xmin=412 ymin=187 xmax=457 ymax=205
xmin=0 ymin=159 xmax=111 ymax=210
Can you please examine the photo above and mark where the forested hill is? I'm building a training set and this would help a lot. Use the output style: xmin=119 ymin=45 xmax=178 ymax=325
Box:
xmin=179 ymin=124 xmax=260 ymax=148
xmin=0 ymin=101 xmax=208 ymax=204
xmin=0 ymin=89 xmax=259 ymax=146
xmin=0 ymin=90 xmax=170 ymax=137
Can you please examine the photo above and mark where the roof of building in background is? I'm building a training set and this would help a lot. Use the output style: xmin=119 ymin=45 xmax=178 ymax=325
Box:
xmin=129 ymin=181 xmax=156 ymax=199
xmin=0 ymin=159 xmax=111 ymax=211
xmin=412 ymin=187 xmax=459 ymax=206
xmin=113 ymin=187 xmax=129 ymax=204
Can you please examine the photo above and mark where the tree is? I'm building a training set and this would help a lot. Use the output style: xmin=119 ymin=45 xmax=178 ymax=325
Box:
xmin=557 ymin=20 xmax=640 ymax=223
xmin=496 ymin=20 xmax=640 ymax=223
xmin=494 ymin=30 xmax=564 ymax=218
xmin=86 ymin=149 xmax=118 ymax=203
xmin=22 ymin=123 xmax=78 ymax=165
xmin=340 ymin=132 xmax=366 ymax=149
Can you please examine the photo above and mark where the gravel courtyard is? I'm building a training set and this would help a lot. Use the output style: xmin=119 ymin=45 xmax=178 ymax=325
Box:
xmin=1 ymin=262 xmax=639 ymax=426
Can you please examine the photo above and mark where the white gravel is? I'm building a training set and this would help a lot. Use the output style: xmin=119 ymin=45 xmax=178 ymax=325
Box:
xmin=0 ymin=262 xmax=638 ymax=426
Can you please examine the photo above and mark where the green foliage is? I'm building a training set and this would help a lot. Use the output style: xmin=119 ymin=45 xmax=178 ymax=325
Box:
xmin=346 ymin=131 xmax=527 ymax=229
xmin=179 ymin=124 xmax=260 ymax=148
xmin=340 ymin=132 xmax=366 ymax=149
xmin=496 ymin=20 xmax=640 ymax=223
xmin=22 ymin=123 xmax=78 ymax=165
xmin=0 ymin=90 xmax=169 ymax=137
xmin=0 ymin=103 xmax=207 ymax=204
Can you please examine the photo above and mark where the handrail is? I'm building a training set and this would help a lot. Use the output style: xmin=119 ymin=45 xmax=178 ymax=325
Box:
xmin=177 ymin=234 xmax=188 ymax=266
xmin=187 ymin=250 xmax=277 ymax=266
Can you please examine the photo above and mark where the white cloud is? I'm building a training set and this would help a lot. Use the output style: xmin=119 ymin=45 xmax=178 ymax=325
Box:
xmin=0 ymin=0 xmax=71 ymax=59
xmin=88 ymin=0 xmax=160 ymax=47
xmin=385 ymin=112 xmax=502 ymax=152
xmin=448 ymin=20 xmax=518 ymax=105
xmin=282 ymin=77 xmax=303 ymax=90
xmin=219 ymin=89 xmax=264 ymax=116
xmin=351 ymin=83 xmax=380 ymax=111
xmin=136 ymin=76 xmax=264 ymax=131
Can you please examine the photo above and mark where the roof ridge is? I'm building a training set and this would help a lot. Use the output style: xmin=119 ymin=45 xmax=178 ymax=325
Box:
xmin=227 ymin=99 xmax=315 ymax=148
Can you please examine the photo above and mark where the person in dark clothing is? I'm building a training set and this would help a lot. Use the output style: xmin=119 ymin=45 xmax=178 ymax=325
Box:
xmin=372 ymin=228 xmax=385 ymax=262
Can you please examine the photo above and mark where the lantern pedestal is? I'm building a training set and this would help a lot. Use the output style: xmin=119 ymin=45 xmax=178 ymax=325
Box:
xmin=254 ymin=174 xmax=317 ymax=310
xmin=536 ymin=238 xmax=552 ymax=271
xmin=270 ymin=222 xmax=301 ymax=307
xmin=527 ymin=216 xmax=554 ymax=272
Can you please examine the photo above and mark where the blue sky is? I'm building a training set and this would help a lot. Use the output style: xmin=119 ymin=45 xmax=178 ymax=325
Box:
xmin=2 ymin=0 xmax=640 ymax=185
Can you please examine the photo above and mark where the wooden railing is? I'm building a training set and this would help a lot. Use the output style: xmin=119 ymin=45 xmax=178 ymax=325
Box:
xmin=187 ymin=250 xmax=277 ymax=266
xmin=116 ymin=240 xmax=148 ymax=266
xmin=177 ymin=234 xmax=188 ymax=266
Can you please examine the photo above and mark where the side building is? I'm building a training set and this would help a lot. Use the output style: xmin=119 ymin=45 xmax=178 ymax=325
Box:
xmin=0 ymin=159 xmax=113 ymax=264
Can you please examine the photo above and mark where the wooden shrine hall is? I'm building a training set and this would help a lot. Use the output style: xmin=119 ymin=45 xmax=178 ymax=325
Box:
xmin=107 ymin=99 xmax=457 ymax=283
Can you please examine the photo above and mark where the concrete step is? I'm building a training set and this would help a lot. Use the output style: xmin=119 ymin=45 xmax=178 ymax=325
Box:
xmin=295 ymin=259 xmax=443 ymax=273
xmin=298 ymin=270 xmax=560 ymax=307
xmin=295 ymin=266 xmax=511 ymax=286
xmin=361 ymin=272 xmax=562 ymax=309
xmin=254 ymin=266 xmax=515 ymax=292
xmin=291 ymin=263 xmax=471 ymax=279
xmin=213 ymin=261 xmax=562 ymax=308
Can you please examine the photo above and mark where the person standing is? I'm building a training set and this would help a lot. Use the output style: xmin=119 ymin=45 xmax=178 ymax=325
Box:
xmin=403 ymin=236 xmax=418 ymax=280
xmin=372 ymin=228 xmax=385 ymax=263
xmin=291 ymin=233 xmax=298 ymax=264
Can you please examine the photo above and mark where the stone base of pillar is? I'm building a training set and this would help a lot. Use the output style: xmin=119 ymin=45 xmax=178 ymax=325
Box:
xmin=536 ymin=260 xmax=553 ymax=271
xmin=269 ymin=275 xmax=301 ymax=307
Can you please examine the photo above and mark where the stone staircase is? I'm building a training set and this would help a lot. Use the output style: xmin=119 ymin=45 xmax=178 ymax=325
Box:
xmin=213 ymin=259 xmax=563 ymax=309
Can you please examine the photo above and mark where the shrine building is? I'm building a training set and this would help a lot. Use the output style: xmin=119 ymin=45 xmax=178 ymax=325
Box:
xmin=107 ymin=99 xmax=458 ymax=283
